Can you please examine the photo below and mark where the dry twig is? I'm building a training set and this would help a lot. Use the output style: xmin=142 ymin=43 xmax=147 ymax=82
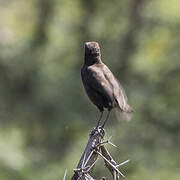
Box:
xmin=71 ymin=126 xmax=129 ymax=180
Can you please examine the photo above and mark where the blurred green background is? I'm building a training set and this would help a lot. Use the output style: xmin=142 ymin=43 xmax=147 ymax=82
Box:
xmin=0 ymin=0 xmax=180 ymax=179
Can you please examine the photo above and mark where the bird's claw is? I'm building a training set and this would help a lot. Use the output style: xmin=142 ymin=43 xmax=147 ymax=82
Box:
xmin=90 ymin=126 xmax=105 ymax=137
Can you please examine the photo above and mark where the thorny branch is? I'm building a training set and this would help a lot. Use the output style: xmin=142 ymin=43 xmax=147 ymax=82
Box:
xmin=70 ymin=126 xmax=130 ymax=180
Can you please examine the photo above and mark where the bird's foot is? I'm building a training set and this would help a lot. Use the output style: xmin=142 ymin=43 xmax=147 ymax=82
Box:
xmin=90 ymin=126 xmax=105 ymax=138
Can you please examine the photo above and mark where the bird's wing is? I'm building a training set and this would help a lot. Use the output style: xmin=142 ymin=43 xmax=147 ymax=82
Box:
xmin=83 ymin=65 xmax=114 ymax=103
xmin=102 ymin=65 xmax=132 ymax=112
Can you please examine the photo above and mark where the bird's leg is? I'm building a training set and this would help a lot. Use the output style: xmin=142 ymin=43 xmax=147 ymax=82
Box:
xmin=101 ymin=110 xmax=111 ymax=129
xmin=95 ymin=111 xmax=103 ymax=129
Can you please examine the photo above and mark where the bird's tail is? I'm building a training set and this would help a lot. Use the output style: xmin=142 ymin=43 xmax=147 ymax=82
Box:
xmin=116 ymin=96 xmax=133 ymax=121
xmin=121 ymin=103 xmax=134 ymax=113
xmin=115 ymin=105 xmax=133 ymax=121
xmin=114 ymin=79 xmax=133 ymax=120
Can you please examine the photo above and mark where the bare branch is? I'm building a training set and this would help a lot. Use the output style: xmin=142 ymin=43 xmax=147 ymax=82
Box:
xmin=71 ymin=127 xmax=105 ymax=180
xmin=63 ymin=169 xmax=67 ymax=180
xmin=96 ymin=150 xmax=125 ymax=178
xmin=71 ymin=127 xmax=130 ymax=180
xmin=116 ymin=160 xmax=130 ymax=168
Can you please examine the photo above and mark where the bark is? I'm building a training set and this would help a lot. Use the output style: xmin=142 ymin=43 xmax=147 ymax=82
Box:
xmin=71 ymin=127 xmax=129 ymax=180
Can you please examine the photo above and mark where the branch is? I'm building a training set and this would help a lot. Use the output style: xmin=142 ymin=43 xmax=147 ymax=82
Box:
xmin=71 ymin=127 xmax=105 ymax=180
xmin=70 ymin=126 xmax=130 ymax=180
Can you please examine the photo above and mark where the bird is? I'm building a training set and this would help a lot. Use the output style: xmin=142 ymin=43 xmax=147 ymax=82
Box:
xmin=81 ymin=42 xmax=133 ymax=128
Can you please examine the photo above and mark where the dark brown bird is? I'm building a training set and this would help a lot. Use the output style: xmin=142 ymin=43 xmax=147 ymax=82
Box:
xmin=81 ymin=42 xmax=133 ymax=128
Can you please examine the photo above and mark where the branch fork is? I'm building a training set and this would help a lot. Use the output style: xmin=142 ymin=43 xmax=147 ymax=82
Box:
xmin=71 ymin=126 xmax=130 ymax=180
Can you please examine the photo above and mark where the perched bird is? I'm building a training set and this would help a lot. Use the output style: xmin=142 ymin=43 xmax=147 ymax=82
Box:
xmin=81 ymin=42 xmax=133 ymax=128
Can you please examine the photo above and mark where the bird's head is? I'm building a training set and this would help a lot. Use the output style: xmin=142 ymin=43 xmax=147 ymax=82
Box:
xmin=84 ymin=42 xmax=101 ymax=58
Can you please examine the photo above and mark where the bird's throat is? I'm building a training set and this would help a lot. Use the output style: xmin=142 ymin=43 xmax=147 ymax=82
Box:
xmin=84 ymin=56 xmax=101 ymax=66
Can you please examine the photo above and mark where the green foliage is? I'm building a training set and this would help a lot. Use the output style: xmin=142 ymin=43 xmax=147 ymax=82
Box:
xmin=0 ymin=0 xmax=180 ymax=179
